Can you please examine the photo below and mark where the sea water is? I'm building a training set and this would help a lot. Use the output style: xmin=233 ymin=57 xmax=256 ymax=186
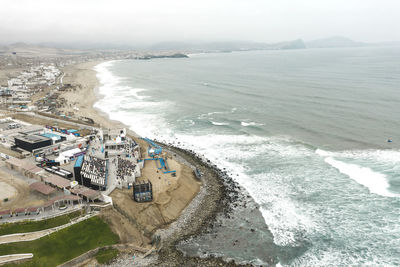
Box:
xmin=94 ymin=46 xmax=400 ymax=266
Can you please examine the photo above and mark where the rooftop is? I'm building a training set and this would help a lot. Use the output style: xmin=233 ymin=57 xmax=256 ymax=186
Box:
xmin=15 ymin=134 xmax=50 ymax=144
xmin=30 ymin=181 xmax=56 ymax=195
xmin=0 ymin=210 xmax=11 ymax=215
xmin=43 ymin=174 xmax=71 ymax=189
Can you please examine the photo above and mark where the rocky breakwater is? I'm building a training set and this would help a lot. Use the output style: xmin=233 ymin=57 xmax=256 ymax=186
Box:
xmin=149 ymin=141 xmax=274 ymax=266
xmin=109 ymin=138 xmax=276 ymax=266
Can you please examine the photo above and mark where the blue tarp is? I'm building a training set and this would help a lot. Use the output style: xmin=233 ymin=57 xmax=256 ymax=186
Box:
xmin=74 ymin=155 xmax=84 ymax=168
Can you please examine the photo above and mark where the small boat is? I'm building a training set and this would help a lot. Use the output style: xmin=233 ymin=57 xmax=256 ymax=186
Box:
xmin=387 ymin=139 xmax=393 ymax=143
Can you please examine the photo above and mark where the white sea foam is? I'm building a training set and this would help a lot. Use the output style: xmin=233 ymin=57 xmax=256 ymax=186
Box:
xmin=93 ymin=61 xmax=400 ymax=265
xmin=198 ymin=108 xmax=238 ymax=119
xmin=317 ymin=148 xmax=400 ymax=164
xmin=93 ymin=61 xmax=170 ymax=138
xmin=170 ymin=133 xmax=316 ymax=246
xmin=210 ymin=121 xmax=229 ymax=126
xmin=316 ymin=149 xmax=399 ymax=198
xmin=315 ymin=148 xmax=332 ymax=157
xmin=324 ymin=157 xmax=397 ymax=197
xmin=241 ymin=121 xmax=264 ymax=127
xmin=130 ymin=88 xmax=150 ymax=99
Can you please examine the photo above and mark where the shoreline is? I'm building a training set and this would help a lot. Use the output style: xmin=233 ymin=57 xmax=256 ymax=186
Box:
xmin=60 ymin=60 xmax=254 ymax=266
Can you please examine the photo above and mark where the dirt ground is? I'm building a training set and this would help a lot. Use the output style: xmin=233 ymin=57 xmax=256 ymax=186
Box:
xmin=99 ymin=208 xmax=151 ymax=247
xmin=0 ymin=182 xmax=17 ymax=200
xmin=0 ymin=145 xmax=24 ymax=159
xmin=0 ymin=169 xmax=46 ymax=210
xmin=11 ymin=113 xmax=81 ymax=130
xmin=110 ymin=157 xmax=200 ymax=236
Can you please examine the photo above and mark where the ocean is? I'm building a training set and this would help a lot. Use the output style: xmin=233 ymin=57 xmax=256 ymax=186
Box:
xmin=94 ymin=46 xmax=400 ymax=266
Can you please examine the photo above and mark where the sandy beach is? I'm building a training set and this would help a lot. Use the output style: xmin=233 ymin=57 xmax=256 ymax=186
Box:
xmin=60 ymin=61 xmax=125 ymax=130
xmin=58 ymin=61 xmax=248 ymax=266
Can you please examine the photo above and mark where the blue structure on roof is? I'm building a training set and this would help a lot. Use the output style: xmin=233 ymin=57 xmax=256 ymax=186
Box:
xmin=74 ymin=155 xmax=84 ymax=168
xmin=68 ymin=129 xmax=78 ymax=133
xmin=142 ymin=138 xmax=162 ymax=157
xmin=41 ymin=133 xmax=61 ymax=140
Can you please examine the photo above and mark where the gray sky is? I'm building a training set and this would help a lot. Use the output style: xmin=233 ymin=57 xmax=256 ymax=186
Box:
xmin=1 ymin=0 xmax=399 ymax=45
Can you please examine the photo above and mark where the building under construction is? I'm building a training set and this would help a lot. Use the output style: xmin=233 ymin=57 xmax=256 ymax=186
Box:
xmin=133 ymin=180 xmax=153 ymax=202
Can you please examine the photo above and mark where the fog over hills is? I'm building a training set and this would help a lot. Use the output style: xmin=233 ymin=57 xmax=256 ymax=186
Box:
xmin=305 ymin=36 xmax=367 ymax=48
xmin=1 ymin=36 xmax=398 ymax=56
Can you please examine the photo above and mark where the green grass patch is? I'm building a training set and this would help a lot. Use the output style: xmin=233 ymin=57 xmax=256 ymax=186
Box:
xmin=95 ymin=248 xmax=119 ymax=264
xmin=0 ymin=211 xmax=81 ymax=236
xmin=0 ymin=216 xmax=119 ymax=267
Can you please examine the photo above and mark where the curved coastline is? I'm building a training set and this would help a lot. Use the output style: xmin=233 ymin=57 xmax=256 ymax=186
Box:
xmin=60 ymin=60 xmax=270 ymax=266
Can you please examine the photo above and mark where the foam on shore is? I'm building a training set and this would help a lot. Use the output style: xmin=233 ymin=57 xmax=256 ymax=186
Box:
xmin=92 ymin=60 xmax=400 ymax=266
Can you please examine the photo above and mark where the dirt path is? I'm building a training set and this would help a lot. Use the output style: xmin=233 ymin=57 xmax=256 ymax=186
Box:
xmin=0 ymin=231 xmax=45 ymax=244
xmin=0 ymin=253 xmax=33 ymax=265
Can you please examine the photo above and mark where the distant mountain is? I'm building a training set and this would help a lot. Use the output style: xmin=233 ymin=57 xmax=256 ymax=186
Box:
xmin=277 ymin=39 xmax=306 ymax=50
xmin=150 ymin=39 xmax=306 ymax=52
xmin=0 ymin=42 xmax=96 ymax=57
xmin=306 ymin=36 xmax=366 ymax=48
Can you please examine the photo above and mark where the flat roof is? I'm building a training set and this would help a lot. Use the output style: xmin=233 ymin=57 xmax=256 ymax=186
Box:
xmin=43 ymin=175 xmax=71 ymax=188
xmin=15 ymin=134 xmax=51 ymax=144
xmin=21 ymin=162 xmax=39 ymax=171
xmin=0 ymin=210 xmax=11 ymax=215
xmin=5 ymin=157 xmax=24 ymax=168
xmin=27 ymin=207 xmax=40 ymax=212
xmin=43 ymin=195 xmax=82 ymax=207
xmin=17 ymin=125 xmax=44 ymax=135
xmin=14 ymin=208 xmax=26 ymax=213
xmin=81 ymin=189 xmax=100 ymax=199
xmin=30 ymin=182 xmax=56 ymax=195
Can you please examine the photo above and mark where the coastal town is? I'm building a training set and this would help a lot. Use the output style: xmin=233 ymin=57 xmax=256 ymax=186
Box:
xmin=0 ymin=45 xmax=241 ymax=266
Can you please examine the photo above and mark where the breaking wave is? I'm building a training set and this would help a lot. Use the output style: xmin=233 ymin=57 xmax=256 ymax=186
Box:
xmin=210 ymin=121 xmax=230 ymax=126
xmin=241 ymin=121 xmax=264 ymax=127
xmin=94 ymin=59 xmax=400 ymax=266
xmin=316 ymin=149 xmax=398 ymax=198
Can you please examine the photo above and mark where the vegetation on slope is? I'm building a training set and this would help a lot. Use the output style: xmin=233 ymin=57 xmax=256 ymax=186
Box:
xmin=0 ymin=211 xmax=81 ymax=236
xmin=0 ymin=216 xmax=119 ymax=267
xmin=95 ymin=247 xmax=119 ymax=264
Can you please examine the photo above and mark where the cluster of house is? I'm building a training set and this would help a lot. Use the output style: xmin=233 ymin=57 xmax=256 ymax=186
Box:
xmin=0 ymin=64 xmax=61 ymax=109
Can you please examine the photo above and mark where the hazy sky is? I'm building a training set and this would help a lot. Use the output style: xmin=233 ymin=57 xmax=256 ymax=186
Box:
xmin=1 ymin=0 xmax=399 ymax=45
